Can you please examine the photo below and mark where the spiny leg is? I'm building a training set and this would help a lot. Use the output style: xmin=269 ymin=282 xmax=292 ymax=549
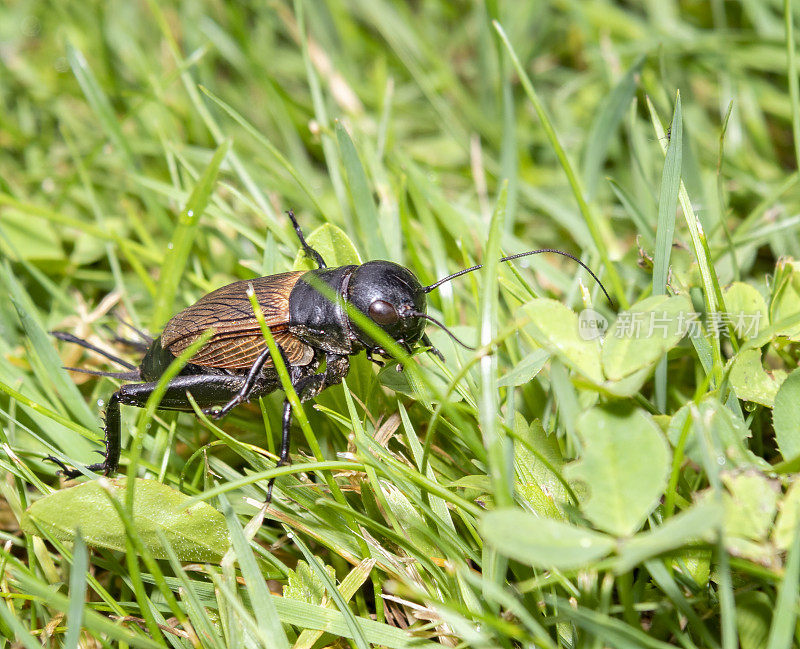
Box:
xmin=47 ymin=373 xmax=252 ymax=479
xmin=46 ymin=391 xmax=122 ymax=478
xmin=265 ymin=355 xmax=350 ymax=505
xmin=286 ymin=209 xmax=327 ymax=269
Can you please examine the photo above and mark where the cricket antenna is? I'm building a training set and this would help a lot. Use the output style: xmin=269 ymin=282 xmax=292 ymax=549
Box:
xmin=423 ymin=249 xmax=613 ymax=306
xmin=408 ymin=311 xmax=476 ymax=351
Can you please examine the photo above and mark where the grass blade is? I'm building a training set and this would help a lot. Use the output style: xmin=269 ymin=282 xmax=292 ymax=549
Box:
xmin=765 ymin=511 xmax=800 ymax=649
xmin=336 ymin=122 xmax=389 ymax=259
xmin=583 ymin=56 xmax=645 ymax=199
xmin=647 ymin=96 xmax=727 ymax=379
xmin=0 ymin=600 xmax=42 ymax=649
xmin=200 ymin=86 xmax=327 ymax=223
xmin=151 ymin=140 xmax=230 ymax=328
xmin=7 ymin=568 xmax=165 ymax=648
xmin=480 ymin=181 xmax=512 ymax=507
xmin=786 ymin=0 xmax=800 ymax=170
xmin=549 ymin=596 xmax=677 ymax=649
xmin=64 ymin=530 xmax=89 ymax=649
xmin=2 ymin=262 xmax=97 ymax=434
xmin=493 ymin=20 xmax=627 ymax=307
xmin=294 ymin=0 xmax=352 ymax=236
xmin=221 ymin=493 xmax=290 ymax=649
xmin=66 ymin=44 xmax=134 ymax=163
xmin=290 ymin=528 xmax=370 ymax=649
xmin=652 ymin=92 xmax=683 ymax=412
xmin=294 ymin=558 xmax=377 ymax=649
xmin=652 ymin=93 xmax=683 ymax=297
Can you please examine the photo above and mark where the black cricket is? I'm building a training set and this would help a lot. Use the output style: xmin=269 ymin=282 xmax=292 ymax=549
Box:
xmin=48 ymin=211 xmax=610 ymax=502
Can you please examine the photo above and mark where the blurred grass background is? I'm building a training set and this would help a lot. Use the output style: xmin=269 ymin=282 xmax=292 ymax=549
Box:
xmin=2 ymin=0 xmax=800 ymax=647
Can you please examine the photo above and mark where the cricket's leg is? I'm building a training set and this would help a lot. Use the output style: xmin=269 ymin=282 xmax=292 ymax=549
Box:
xmin=47 ymin=373 xmax=250 ymax=479
xmin=287 ymin=209 xmax=327 ymax=268
xmin=202 ymin=347 xmax=277 ymax=420
xmin=265 ymin=355 xmax=350 ymax=504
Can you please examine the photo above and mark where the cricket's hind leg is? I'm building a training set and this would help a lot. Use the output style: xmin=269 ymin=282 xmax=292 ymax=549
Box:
xmin=46 ymin=390 xmax=125 ymax=478
xmin=46 ymin=373 xmax=254 ymax=479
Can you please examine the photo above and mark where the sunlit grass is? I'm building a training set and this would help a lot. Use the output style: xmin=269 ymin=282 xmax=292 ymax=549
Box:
xmin=2 ymin=1 xmax=800 ymax=647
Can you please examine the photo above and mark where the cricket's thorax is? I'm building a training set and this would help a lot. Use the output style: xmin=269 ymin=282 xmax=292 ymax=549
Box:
xmin=288 ymin=265 xmax=359 ymax=355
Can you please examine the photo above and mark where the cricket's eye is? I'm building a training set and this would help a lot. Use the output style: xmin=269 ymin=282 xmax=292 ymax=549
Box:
xmin=368 ymin=300 xmax=399 ymax=325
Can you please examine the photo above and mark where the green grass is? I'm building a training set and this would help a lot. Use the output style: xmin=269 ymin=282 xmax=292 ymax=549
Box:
xmin=2 ymin=0 xmax=800 ymax=647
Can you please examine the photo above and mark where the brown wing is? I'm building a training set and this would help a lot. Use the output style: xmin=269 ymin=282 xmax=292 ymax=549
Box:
xmin=184 ymin=328 xmax=314 ymax=369
xmin=161 ymin=271 xmax=314 ymax=370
